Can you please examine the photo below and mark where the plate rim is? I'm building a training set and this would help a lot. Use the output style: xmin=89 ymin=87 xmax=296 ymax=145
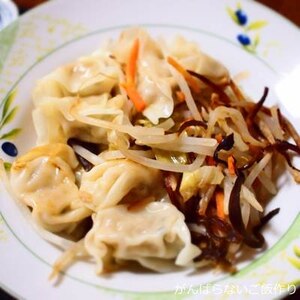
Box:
xmin=0 ymin=0 xmax=299 ymax=299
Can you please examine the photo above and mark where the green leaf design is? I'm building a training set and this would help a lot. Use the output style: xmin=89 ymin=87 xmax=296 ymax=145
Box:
xmin=0 ymin=21 xmax=19 ymax=74
xmin=0 ymin=128 xmax=21 ymax=140
xmin=226 ymin=7 xmax=239 ymax=25
xmin=4 ymin=162 xmax=12 ymax=171
xmin=253 ymin=34 xmax=260 ymax=48
xmin=287 ymin=256 xmax=300 ymax=269
xmin=1 ymin=90 xmax=16 ymax=119
xmin=0 ymin=106 xmax=18 ymax=129
xmin=287 ymin=245 xmax=300 ymax=269
xmin=246 ymin=20 xmax=268 ymax=31
xmin=294 ymin=245 xmax=300 ymax=258
xmin=243 ymin=45 xmax=256 ymax=54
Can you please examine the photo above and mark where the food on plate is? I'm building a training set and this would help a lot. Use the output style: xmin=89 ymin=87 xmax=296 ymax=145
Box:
xmin=9 ymin=144 xmax=92 ymax=234
xmin=2 ymin=28 xmax=300 ymax=277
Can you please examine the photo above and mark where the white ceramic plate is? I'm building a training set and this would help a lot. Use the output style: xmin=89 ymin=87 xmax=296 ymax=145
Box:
xmin=0 ymin=0 xmax=299 ymax=299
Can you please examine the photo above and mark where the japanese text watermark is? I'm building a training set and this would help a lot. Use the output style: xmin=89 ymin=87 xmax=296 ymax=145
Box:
xmin=174 ymin=283 xmax=297 ymax=296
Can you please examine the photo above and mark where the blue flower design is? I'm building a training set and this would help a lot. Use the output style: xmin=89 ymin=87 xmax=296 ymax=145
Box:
xmin=1 ymin=141 xmax=18 ymax=157
xmin=0 ymin=90 xmax=21 ymax=158
xmin=227 ymin=3 xmax=268 ymax=53
xmin=237 ymin=34 xmax=251 ymax=46
xmin=235 ymin=9 xmax=248 ymax=26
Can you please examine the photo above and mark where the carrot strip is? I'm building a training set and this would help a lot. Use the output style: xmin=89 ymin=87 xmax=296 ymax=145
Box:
xmin=216 ymin=191 xmax=225 ymax=220
xmin=167 ymin=56 xmax=201 ymax=94
xmin=228 ymin=155 xmax=236 ymax=176
xmin=121 ymin=83 xmax=146 ymax=112
xmin=122 ymin=38 xmax=146 ymax=112
xmin=126 ymin=38 xmax=140 ymax=85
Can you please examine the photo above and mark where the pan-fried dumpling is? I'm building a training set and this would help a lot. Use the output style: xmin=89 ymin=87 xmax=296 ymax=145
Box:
xmin=32 ymin=93 xmax=126 ymax=144
xmin=84 ymin=202 xmax=201 ymax=273
xmin=167 ymin=36 xmax=230 ymax=85
xmin=32 ymin=52 xmax=120 ymax=100
xmin=10 ymin=144 xmax=91 ymax=233
xmin=32 ymin=47 xmax=126 ymax=145
xmin=111 ymin=28 xmax=174 ymax=124
xmin=79 ymin=159 xmax=164 ymax=211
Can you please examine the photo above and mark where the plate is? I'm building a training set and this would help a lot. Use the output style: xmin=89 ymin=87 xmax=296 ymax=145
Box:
xmin=0 ymin=0 xmax=299 ymax=299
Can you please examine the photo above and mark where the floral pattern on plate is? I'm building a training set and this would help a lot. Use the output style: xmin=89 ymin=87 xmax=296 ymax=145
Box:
xmin=227 ymin=2 xmax=268 ymax=53
xmin=0 ymin=90 xmax=20 ymax=161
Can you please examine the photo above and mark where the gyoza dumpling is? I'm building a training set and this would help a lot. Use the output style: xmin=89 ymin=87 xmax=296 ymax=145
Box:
xmin=79 ymin=158 xmax=164 ymax=211
xmin=111 ymin=28 xmax=174 ymax=124
xmin=10 ymin=144 xmax=91 ymax=234
xmin=85 ymin=202 xmax=201 ymax=273
xmin=167 ymin=36 xmax=230 ymax=85
xmin=32 ymin=93 xmax=126 ymax=144
xmin=32 ymin=46 xmax=126 ymax=145
xmin=32 ymin=51 xmax=121 ymax=100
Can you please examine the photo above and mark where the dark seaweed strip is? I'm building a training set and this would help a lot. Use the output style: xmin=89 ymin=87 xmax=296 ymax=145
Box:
xmin=277 ymin=108 xmax=285 ymax=130
xmin=188 ymin=70 xmax=231 ymax=104
xmin=256 ymin=208 xmax=280 ymax=229
xmin=278 ymin=151 xmax=300 ymax=172
xmin=228 ymin=172 xmax=247 ymax=238
xmin=178 ymin=119 xmax=207 ymax=134
xmin=67 ymin=138 xmax=100 ymax=171
xmin=196 ymin=216 xmax=241 ymax=242
xmin=229 ymin=172 xmax=280 ymax=248
xmin=267 ymin=140 xmax=300 ymax=172
xmin=237 ymin=151 xmax=264 ymax=171
xmin=246 ymin=87 xmax=269 ymax=125
xmin=193 ymin=234 xmax=231 ymax=266
xmin=228 ymin=172 xmax=263 ymax=248
xmin=191 ymin=216 xmax=242 ymax=267
xmin=272 ymin=140 xmax=300 ymax=154
xmin=213 ymin=133 xmax=234 ymax=165
xmin=278 ymin=111 xmax=300 ymax=148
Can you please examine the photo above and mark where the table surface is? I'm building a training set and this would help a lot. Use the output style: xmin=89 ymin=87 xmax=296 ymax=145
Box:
xmin=13 ymin=0 xmax=300 ymax=27
xmin=258 ymin=0 xmax=300 ymax=27
xmin=1 ymin=0 xmax=299 ymax=299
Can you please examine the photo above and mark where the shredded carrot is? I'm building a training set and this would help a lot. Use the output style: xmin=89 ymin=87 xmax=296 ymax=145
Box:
xmin=167 ymin=56 xmax=201 ymax=94
xmin=215 ymin=133 xmax=223 ymax=143
xmin=227 ymin=155 xmax=236 ymax=176
xmin=121 ymin=83 xmax=146 ymax=112
xmin=216 ymin=191 xmax=225 ymax=220
xmin=206 ymin=156 xmax=216 ymax=166
xmin=121 ymin=38 xmax=146 ymax=112
xmin=176 ymin=90 xmax=186 ymax=102
xmin=126 ymin=38 xmax=140 ymax=85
